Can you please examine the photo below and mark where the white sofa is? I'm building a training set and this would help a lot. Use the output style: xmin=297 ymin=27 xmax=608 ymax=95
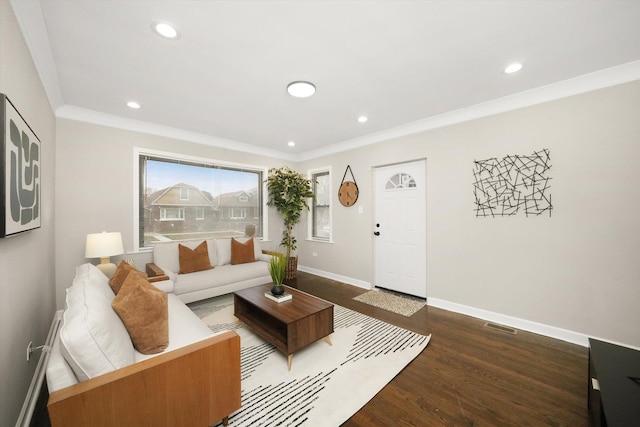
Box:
xmin=46 ymin=263 xmax=241 ymax=427
xmin=149 ymin=237 xmax=272 ymax=303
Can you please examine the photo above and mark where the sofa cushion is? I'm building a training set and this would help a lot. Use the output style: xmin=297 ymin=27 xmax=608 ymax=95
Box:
xmin=174 ymin=261 xmax=270 ymax=296
xmin=109 ymin=260 xmax=147 ymax=294
xmin=47 ymin=332 xmax=79 ymax=392
xmin=59 ymin=264 xmax=135 ymax=381
xmin=112 ymin=271 xmax=169 ymax=354
xmin=135 ymin=293 xmax=214 ymax=362
xmin=231 ymin=237 xmax=255 ymax=265
xmin=179 ymin=241 xmax=214 ymax=274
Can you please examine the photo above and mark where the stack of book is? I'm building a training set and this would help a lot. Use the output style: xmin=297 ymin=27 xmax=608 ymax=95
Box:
xmin=265 ymin=292 xmax=292 ymax=303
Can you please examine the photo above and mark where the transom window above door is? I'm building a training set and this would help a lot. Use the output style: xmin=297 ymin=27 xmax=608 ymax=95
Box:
xmin=385 ymin=172 xmax=417 ymax=190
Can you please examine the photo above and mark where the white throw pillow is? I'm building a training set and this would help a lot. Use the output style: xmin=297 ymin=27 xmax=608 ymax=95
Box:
xmin=59 ymin=264 xmax=135 ymax=381
xmin=214 ymin=238 xmax=232 ymax=266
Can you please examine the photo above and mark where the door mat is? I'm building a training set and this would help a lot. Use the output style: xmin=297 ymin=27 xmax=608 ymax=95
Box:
xmin=353 ymin=288 xmax=426 ymax=317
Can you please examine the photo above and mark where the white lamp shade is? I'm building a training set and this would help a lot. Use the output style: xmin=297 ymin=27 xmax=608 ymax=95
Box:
xmin=85 ymin=232 xmax=124 ymax=258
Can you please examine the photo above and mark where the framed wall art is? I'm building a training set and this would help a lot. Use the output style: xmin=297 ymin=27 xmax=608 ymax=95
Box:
xmin=473 ymin=149 xmax=552 ymax=218
xmin=1 ymin=94 xmax=41 ymax=237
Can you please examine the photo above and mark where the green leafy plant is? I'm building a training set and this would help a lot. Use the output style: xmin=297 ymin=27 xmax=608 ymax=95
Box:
xmin=268 ymin=252 xmax=287 ymax=286
xmin=266 ymin=166 xmax=314 ymax=260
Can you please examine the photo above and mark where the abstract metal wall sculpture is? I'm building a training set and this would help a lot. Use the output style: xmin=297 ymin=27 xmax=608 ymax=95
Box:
xmin=1 ymin=94 xmax=41 ymax=237
xmin=473 ymin=149 xmax=552 ymax=217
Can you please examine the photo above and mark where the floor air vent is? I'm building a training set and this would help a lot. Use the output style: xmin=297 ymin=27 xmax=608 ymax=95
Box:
xmin=485 ymin=322 xmax=517 ymax=335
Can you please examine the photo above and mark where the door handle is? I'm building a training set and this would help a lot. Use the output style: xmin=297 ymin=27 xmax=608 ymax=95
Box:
xmin=374 ymin=231 xmax=380 ymax=236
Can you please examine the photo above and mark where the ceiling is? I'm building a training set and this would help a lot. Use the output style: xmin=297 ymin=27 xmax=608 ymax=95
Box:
xmin=11 ymin=1 xmax=640 ymax=160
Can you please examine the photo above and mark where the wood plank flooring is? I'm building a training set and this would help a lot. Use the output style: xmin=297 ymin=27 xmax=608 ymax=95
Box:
xmin=37 ymin=271 xmax=590 ymax=426
xmin=286 ymin=272 xmax=590 ymax=427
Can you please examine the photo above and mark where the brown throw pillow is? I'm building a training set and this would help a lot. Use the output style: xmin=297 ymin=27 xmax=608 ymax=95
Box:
xmin=178 ymin=241 xmax=213 ymax=274
xmin=109 ymin=260 xmax=147 ymax=294
xmin=231 ymin=238 xmax=255 ymax=265
xmin=111 ymin=271 xmax=169 ymax=354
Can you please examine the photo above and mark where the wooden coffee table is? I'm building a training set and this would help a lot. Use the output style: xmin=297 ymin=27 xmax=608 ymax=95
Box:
xmin=234 ymin=284 xmax=334 ymax=371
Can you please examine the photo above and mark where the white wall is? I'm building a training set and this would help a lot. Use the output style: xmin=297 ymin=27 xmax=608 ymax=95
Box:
xmin=298 ymin=80 xmax=640 ymax=348
xmin=54 ymin=119 xmax=291 ymax=306
xmin=0 ymin=2 xmax=56 ymax=425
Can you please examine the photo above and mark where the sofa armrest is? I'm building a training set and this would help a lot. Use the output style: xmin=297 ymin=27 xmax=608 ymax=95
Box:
xmin=48 ymin=331 xmax=241 ymax=427
xmin=146 ymin=262 xmax=169 ymax=283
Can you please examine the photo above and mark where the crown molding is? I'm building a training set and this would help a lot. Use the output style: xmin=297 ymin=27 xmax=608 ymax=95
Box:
xmin=56 ymin=105 xmax=297 ymax=161
xmin=298 ymin=60 xmax=640 ymax=161
xmin=10 ymin=0 xmax=65 ymax=111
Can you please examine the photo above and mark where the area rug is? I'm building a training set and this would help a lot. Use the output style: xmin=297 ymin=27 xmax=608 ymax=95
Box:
xmin=189 ymin=294 xmax=430 ymax=427
xmin=353 ymin=288 xmax=426 ymax=317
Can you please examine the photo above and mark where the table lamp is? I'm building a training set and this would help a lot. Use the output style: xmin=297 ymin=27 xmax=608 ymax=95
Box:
xmin=85 ymin=231 xmax=124 ymax=278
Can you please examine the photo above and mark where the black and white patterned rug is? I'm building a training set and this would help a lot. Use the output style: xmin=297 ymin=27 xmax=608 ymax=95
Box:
xmin=189 ymin=294 xmax=430 ymax=427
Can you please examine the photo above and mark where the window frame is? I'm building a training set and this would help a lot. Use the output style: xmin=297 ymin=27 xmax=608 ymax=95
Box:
xmin=160 ymin=207 xmax=185 ymax=221
xmin=179 ymin=187 xmax=189 ymax=200
xmin=133 ymin=147 xmax=269 ymax=252
xmin=230 ymin=208 xmax=247 ymax=219
xmin=307 ymin=166 xmax=333 ymax=243
xmin=195 ymin=207 xmax=205 ymax=220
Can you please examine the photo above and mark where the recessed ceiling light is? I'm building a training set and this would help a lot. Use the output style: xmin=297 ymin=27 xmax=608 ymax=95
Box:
xmin=358 ymin=116 xmax=368 ymax=123
xmin=288 ymin=141 xmax=296 ymax=147
xmin=152 ymin=22 xmax=180 ymax=39
xmin=504 ymin=63 xmax=523 ymax=74
xmin=126 ymin=101 xmax=141 ymax=109
xmin=287 ymin=81 xmax=316 ymax=98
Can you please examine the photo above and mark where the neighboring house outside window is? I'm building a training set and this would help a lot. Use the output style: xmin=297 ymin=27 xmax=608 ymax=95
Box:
xmin=137 ymin=150 xmax=266 ymax=250
xmin=309 ymin=167 xmax=331 ymax=241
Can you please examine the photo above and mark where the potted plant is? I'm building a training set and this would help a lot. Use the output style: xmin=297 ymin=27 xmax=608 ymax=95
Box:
xmin=268 ymin=252 xmax=287 ymax=295
xmin=266 ymin=166 xmax=314 ymax=279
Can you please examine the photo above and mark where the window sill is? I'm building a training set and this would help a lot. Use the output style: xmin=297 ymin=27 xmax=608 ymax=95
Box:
xmin=305 ymin=238 xmax=334 ymax=244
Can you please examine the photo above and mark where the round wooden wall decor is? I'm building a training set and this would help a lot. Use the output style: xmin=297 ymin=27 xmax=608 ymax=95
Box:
xmin=338 ymin=165 xmax=359 ymax=207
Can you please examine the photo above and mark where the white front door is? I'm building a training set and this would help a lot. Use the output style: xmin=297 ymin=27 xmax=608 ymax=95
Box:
xmin=373 ymin=159 xmax=427 ymax=298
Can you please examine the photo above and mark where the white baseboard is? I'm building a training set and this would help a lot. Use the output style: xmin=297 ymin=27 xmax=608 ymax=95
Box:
xmin=427 ymin=298 xmax=590 ymax=347
xmin=297 ymin=269 xmax=640 ymax=350
xmin=297 ymin=265 xmax=372 ymax=290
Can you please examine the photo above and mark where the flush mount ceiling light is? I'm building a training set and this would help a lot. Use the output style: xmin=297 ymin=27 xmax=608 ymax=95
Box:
xmin=126 ymin=101 xmax=141 ymax=109
xmin=504 ymin=63 xmax=523 ymax=74
xmin=288 ymin=141 xmax=296 ymax=147
xmin=152 ymin=21 xmax=180 ymax=39
xmin=357 ymin=116 xmax=368 ymax=123
xmin=287 ymin=81 xmax=316 ymax=98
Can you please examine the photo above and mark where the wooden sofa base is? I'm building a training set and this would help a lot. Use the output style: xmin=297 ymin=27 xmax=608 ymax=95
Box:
xmin=48 ymin=331 xmax=241 ymax=427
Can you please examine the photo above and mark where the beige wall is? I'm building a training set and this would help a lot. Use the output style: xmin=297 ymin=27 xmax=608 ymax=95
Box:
xmin=54 ymin=119 xmax=292 ymax=306
xmin=0 ymin=2 xmax=56 ymax=426
xmin=55 ymin=79 xmax=640 ymax=350
xmin=299 ymin=80 xmax=640 ymax=348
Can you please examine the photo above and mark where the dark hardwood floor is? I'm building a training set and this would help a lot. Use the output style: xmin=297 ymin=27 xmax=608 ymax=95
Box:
xmin=286 ymin=272 xmax=590 ymax=427
xmin=36 ymin=272 xmax=589 ymax=426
